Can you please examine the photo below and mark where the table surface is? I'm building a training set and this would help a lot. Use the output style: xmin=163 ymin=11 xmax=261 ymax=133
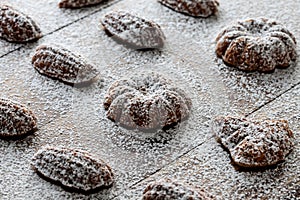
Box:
xmin=0 ymin=0 xmax=299 ymax=199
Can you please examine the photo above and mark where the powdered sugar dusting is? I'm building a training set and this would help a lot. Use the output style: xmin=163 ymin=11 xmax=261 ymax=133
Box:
xmin=216 ymin=18 xmax=297 ymax=72
xmin=212 ymin=116 xmax=294 ymax=167
xmin=104 ymin=72 xmax=192 ymax=131
xmin=32 ymin=44 xmax=99 ymax=86
xmin=100 ymin=11 xmax=166 ymax=49
xmin=0 ymin=98 xmax=37 ymax=137
xmin=31 ymin=146 xmax=114 ymax=192
xmin=158 ymin=0 xmax=219 ymax=17
xmin=0 ymin=0 xmax=299 ymax=199
xmin=58 ymin=0 xmax=104 ymax=8
xmin=0 ymin=4 xmax=42 ymax=43
xmin=143 ymin=178 xmax=214 ymax=199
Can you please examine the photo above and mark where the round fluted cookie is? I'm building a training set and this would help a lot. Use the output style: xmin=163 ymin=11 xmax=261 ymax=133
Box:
xmin=216 ymin=18 xmax=297 ymax=72
xmin=104 ymin=72 xmax=192 ymax=131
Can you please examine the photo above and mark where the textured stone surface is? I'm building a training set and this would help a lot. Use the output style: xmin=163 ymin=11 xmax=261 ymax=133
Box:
xmin=0 ymin=0 xmax=120 ymax=57
xmin=0 ymin=0 xmax=299 ymax=199
xmin=123 ymin=85 xmax=300 ymax=200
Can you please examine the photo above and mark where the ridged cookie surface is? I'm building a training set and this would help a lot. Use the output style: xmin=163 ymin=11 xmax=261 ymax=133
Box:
xmin=104 ymin=72 xmax=192 ymax=131
xmin=158 ymin=0 xmax=219 ymax=17
xmin=216 ymin=18 xmax=297 ymax=72
xmin=0 ymin=5 xmax=42 ymax=42
xmin=58 ymin=0 xmax=104 ymax=8
xmin=101 ymin=11 xmax=166 ymax=49
xmin=143 ymin=179 xmax=214 ymax=200
xmin=212 ymin=116 xmax=294 ymax=167
xmin=0 ymin=98 xmax=37 ymax=138
xmin=32 ymin=44 xmax=99 ymax=86
xmin=31 ymin=146 xmax=114 ymax=192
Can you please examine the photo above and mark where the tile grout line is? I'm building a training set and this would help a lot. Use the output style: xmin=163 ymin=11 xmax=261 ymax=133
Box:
xmin=1 ymin=0 xmax=125 ymax=130
xmin=128 ymin=135 xmax=215 ymax=188
xmin=57 ymin=0 xmax=126 ymax=32
xmin=245 ymin=82 xmax=300 ymax=117
xmin=0 ymin=0 xmax=124 ymax=59
xmin=43 ymin=0 xmax=124 ymax=37
xmin=110 ymin=135 xmax=215 ymax=199
xmin=0 ymin=46 xmax=23 ymax=59
xmin=116 ymin=81 xmax=300 ymax=197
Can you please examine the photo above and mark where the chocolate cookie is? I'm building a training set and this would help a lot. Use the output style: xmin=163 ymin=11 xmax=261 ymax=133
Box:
xmin=216 ymin=18 xmax=297 ymax=72
xmin=212 ymin=116 xmax=295 ymax=168
xmin=104 ymin=72 xmax=192 ymax=131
